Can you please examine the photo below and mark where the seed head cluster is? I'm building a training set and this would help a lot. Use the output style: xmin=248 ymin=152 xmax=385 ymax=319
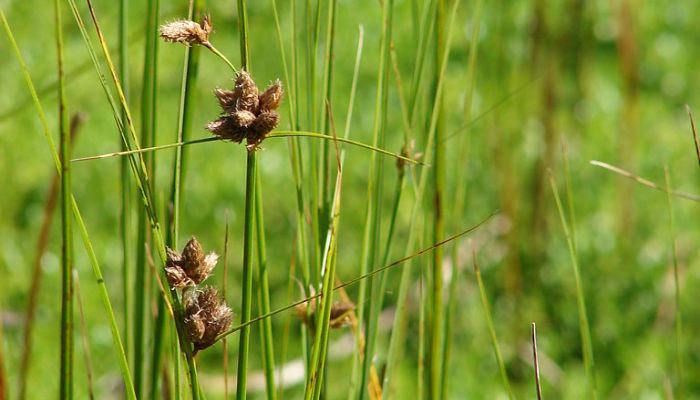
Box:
xmin=165 ymin=237 xmax=232 ymax=353
xmin=184 ymin=287 xmax=233 ymax=353
xmin=207 ymin=71 xmax=284 ymax=151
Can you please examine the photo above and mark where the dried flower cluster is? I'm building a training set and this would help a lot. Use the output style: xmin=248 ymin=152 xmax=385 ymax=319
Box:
xmin=165 ymin=237 xmax=232 ymax=352
xmin=159 ymin=15 xmax=213 ymax=48
xmin=184 ymin=287 xmax=233 ymax=353
xmin=207 ymin=71 xmax=284 ymax=150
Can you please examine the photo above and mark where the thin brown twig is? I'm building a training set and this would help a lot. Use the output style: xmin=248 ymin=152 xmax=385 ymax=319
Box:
xmin=532 ymin=323 xmax=542 ymax=400
xmin=590 ymin=160 xmax=700 ymax=202
xmin=686 ymin=105 xmax=700 ymax=175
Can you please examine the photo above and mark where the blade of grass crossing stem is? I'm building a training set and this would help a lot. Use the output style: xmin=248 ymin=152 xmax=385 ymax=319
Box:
xmin=118 ymin=0 xmax=132 ymax=370
xmin=472 ymin=248 xmax=514 ymax=400
xmin=0 ymin=6 xmax=137 ymax=398
xmin=357 ymin=0 xmax=394 ymax=397
xmin=664 ymin=167 xmax=683 ymax=398
xmin=548 ymin=170 xmax=597 ymax=399
xmin=214 ymin=213 xmax=496 ymax=342
xmin=67 ymin=1 xmax=204 ymax=397
xmin=382 ymin=1 xmax=460 ymax=396
xmin=73 ymin=132 xmax=420 ymax=165
xmin=236 ymin=0 xmax=256 ymax=396
xmin=135 ymin=0 xmax=159 ymax=395
xmin=255 ymin=171 xmax=277 ymax=399
xmin=56 ymin=0 xmax=74 ymax=395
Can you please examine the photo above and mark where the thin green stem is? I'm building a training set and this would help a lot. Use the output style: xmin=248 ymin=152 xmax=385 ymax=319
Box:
xmin=358 ymin=0 xmax=394 ymax=396
xmin=118 ymin=0 xmax=132 ymax=373
xmin=237 ymin=150 xmax=257 ymax=400
xmin=472 ymin=248 xmax=514 ymax=400
xmin=235 ymin=0 xmax=255 ymax=397
xmin=548 ymin=169 xmax=597 ymax=399
xmin=56 ymin=0 xmax=73 ymax=395
xmin=255 ymin=171 xmax=277 ymax=400
xmin=664 ymin=167 xmax=683 ymax=399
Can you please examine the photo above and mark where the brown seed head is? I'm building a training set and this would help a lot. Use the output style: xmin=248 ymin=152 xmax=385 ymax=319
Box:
xmin=184 ymin=287 xmax=233 ymax=352
xmin=258 ymin=80 xmax=284 ymax=111
xmin=160 ymin=15 xmax=212 ymax=46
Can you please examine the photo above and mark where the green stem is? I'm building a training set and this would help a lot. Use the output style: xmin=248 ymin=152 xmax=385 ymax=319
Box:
xmin=549 ymin=170 xmax=597 ymax=399
xmin=237 ymin=151 xmax=257 ymax=400
xmin=664 ymin=167 xmax=683 ymax=399
xmin=56 ymin=0 xmax=73 ymax=396
xmin=255 ymin=171 xmax=277 ymax=399
xmin=472 ymin=249 xmax=514 ymax=400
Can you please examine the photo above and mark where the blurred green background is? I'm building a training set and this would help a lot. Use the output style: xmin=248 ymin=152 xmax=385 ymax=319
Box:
xmin=2 ymin=0 xmax=700 ymax=398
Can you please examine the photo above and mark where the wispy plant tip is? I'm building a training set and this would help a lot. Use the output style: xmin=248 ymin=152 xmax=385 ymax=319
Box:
xmin=160 ymin=15 xmax=212 ymax=48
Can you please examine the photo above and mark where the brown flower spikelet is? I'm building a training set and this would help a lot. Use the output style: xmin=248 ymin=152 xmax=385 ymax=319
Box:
xmin=207 ymin=71 xmax=283 ymax=150
xmin=184 ymin=287 xmax=233 ymax=352
xmin=163 ymin=237 xmax=218 ymax=288
xmin=160 ymin=15 xmax=212 ymax=46
xmin=258 ymin=80 xmax=283 ymax=111
xmin=214 ymin=87 xmax=238 ymax=115
xmin=233 ymin=71 xmax=259 ymax=113
xmin=295 ymin=299 xmax=355 ymax=330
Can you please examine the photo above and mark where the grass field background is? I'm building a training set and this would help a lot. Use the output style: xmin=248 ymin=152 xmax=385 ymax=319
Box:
xmin=2 ymin=0 xmax=700 ymax=398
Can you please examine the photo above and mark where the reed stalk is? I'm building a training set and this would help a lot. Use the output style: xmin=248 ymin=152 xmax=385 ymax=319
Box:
xmin=234 ymin=0 xmax=258 ymax=397
xmin=56 ymin=0 xmax=74 ymax=395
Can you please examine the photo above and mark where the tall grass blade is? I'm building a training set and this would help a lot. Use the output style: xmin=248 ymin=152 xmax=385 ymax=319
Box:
xmin=135 ymin=0 xmax=160 ymax=395
xmin=548 ymin=169 xmax=597 ymax=399
xmin=118 ymin=0 xmax=133 ymax=380
xmin=472 ymin=247 xmax=514 ymax=400
xmin=223 ymin=212 xmax=231 ymax=399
